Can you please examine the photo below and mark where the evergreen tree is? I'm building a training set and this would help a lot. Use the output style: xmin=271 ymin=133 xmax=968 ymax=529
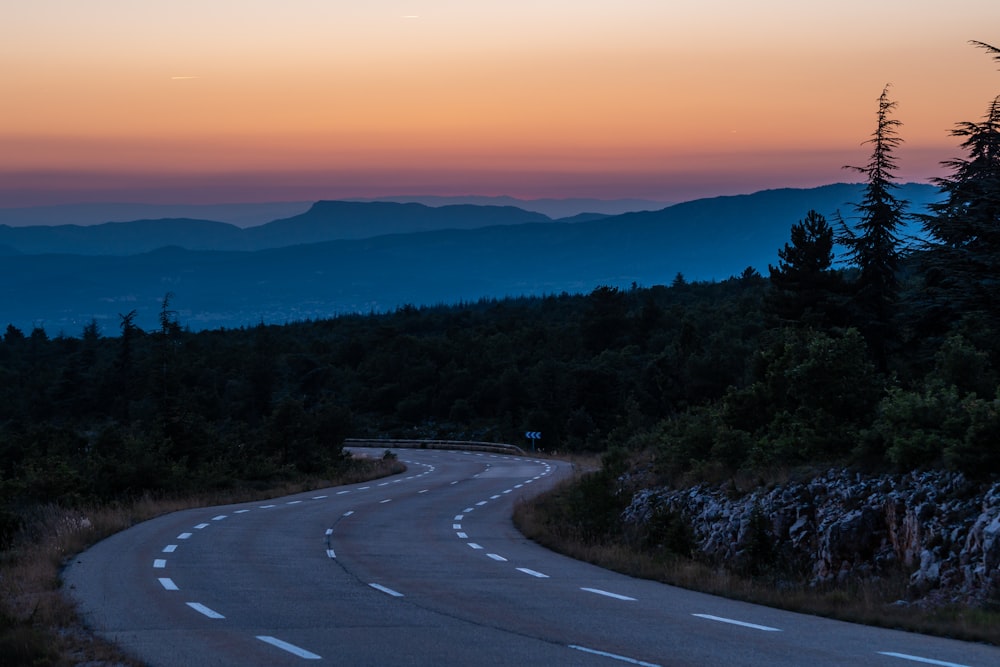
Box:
xmin=767 ymin=210 xmax=845 ymax=328
xmin=920 ymin=43 xmax=1000 ymax=331
xmin=841 ymin=85 xmax=908 ymax=369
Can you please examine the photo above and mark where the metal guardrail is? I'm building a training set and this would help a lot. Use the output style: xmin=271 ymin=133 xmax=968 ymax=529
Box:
xmin=343 ymin=438 xmax=526 ymax=456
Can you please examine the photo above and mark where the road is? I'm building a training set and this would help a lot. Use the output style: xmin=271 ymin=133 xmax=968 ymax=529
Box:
xmin=65 ymin=447 xmax=1000 ymax=666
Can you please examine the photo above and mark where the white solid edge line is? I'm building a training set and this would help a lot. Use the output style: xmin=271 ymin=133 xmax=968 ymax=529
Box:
xmin=568 ymin=644 xmax=661 ymax=667
xmin=581 ymin=587 xmax=636 ymax=601
xmin=877 ymin=652 xmax=971 ymax=667
xmin=692 ymin=613 xmax=782 ymax=632
xmin=158 ymin=577 xmax=178 ymax=591
xmin=369 ymin=583 xmax=404 ymax=597
xmin=186 ymin=602 xmax=225 ymax=619
xmin=257 ymin=636 xmax=322 ymax=660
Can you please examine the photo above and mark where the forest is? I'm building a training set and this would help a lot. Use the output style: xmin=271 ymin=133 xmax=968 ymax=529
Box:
xmin=2 ymin=45 xmax=1000 ymax=552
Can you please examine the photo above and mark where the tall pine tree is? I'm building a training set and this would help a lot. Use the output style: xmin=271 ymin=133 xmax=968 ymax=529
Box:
xmin=767 ymin=210 xmax=845 ymax=329
xmin=920 ymin=42 xmax=1000 ymax=333
xmin=841 ymin=85 xmax=908 ymax=370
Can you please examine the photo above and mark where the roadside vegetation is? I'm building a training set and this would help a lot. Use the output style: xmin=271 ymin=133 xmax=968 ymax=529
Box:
xmin=1 ymin=40 xmax=999 ymax=664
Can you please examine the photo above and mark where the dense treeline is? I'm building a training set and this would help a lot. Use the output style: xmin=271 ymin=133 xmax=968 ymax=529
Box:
xmin=0 ymin=276 xmax=768 ymax=542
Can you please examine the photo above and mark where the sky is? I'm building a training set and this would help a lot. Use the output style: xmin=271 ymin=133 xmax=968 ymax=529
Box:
xmin=2 ymin=1 xmax=999 ymax=206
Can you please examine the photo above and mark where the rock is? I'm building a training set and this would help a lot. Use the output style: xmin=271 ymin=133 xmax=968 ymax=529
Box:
xmin=620 ymin=469 xmax=1000 ymax=608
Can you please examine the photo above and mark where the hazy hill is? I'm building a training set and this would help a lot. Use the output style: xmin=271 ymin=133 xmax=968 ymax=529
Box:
xmin=352 ymin=195 xmax=672 ymax=219
xmin=0 ymin=201 xmax=552 ymax=255
xmin=244 ymin=201 xmax=551 ymax=247
xmin=0 ymin=201 xmax=313 ymax=228
xmin=0 ymin=183 xmax=943 ymax=333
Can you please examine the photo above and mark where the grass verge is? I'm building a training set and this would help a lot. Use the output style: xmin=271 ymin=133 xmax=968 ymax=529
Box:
xmin=513 ymin=474 xmax=1000 ymax=646
xmin=0 ymin=455 xmax=405 ymax=666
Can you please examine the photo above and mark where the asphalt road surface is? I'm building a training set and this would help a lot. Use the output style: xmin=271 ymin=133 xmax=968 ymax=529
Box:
xmin=65 ymin=448 xmax=1000 ymax=666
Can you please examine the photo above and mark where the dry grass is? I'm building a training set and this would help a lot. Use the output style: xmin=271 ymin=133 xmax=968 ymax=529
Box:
xmin=513 ymin=475 xmax=1000 ymax=646
xmin=0 ymin=456 xmax=405 ymax=667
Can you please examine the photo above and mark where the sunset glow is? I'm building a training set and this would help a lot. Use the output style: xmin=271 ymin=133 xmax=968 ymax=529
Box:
xmin=3 ymin=1 xmax=999 ymax=205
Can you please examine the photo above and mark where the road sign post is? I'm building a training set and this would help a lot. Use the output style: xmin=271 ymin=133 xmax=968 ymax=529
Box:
xmin=525 ymin=431 xmax=541 ymax=452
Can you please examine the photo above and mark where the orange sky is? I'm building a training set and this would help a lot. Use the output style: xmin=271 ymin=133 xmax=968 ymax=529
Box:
xmin=2 ymin=1 xmax=999 ymax=205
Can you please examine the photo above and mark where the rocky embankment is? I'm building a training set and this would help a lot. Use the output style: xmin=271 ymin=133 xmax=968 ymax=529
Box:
xmin=621 ymin=470 xmax=1000 ymax=607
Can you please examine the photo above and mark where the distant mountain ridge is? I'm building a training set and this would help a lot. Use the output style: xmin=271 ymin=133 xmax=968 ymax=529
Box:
xmin=0 ymin=183 xmax=943 ymax=334
xmin=0 ymin=201 xmax=314 ymax=228
xmin=0 ymin=201 xmax=551 ymax=255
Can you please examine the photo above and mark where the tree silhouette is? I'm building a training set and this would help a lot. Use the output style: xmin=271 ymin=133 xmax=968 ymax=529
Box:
xmin=920 ymin=43 xmax=1000 ymax=331
xmin=767 ymin=210 xmax=845 ymax=328
xmin=841 ymin=85 xmax=908 ymax=369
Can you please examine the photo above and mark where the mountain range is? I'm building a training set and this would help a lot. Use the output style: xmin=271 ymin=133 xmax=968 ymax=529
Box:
xmin=0 ymin=183 xmax=942 ymax=334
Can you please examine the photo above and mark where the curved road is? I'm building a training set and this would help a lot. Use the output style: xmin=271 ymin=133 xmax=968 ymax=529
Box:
xmin=66 ymin=448 xmax=999 ymax=666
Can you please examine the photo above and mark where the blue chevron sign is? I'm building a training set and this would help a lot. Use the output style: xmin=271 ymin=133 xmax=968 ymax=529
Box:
xmin=525 ymin=431 xmax=542 ymax=440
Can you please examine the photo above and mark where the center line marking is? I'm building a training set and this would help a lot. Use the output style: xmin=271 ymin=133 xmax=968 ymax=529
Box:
xmin=212 ymin=515 xmax=226 ymax=521
xmin=325 ymin=528 xmax=333 ymax=536
xmin=312 ymin=495 xmax=327 ymax=499
xmin=186 ymin=602 xmax=225 ymax=619
xmin=581 ymin=587 xmax=636 ymax=601
xmin=517 ymin=567 xmax=549 ymax=578
xmin=380 ymin=498 xmax=392 ymax=504
xmin=454 ymin=514 xmax=464 ymax=520
xmin=153 ymin=559 xmax=166 ymax=569
xmin=177 ymin=532 xmax=192 ymax=540
xmin=877 ymin=653 xmax=971 ymax=667
xmin=326 ymin=548 xmax=336 ymax=559
xmin=260 ymin=504 xmax=276 ymax=508
xmin=463 ymin=507 xmax=475 ymax=513
xmin=343 ymin=511 xmax=354 ymax=517
xmin=692 ymin=614 xmax=782 ymax=632
xmin=336 ymin=490 xmax=350 ymax=495
xmin=234 ymin=509 xmax=250 ymax=514
xmin=487 ymin=553 xmax=508 ymax=561
xmin=369 ymin=583 xmax=404 ymax=597
xmin=158 ymin=577 xmax=178 ymax=591
xmin=569 ymin=645 xmax=661 ymax=667
xmin=453 ymin=524 xmax=462 ymax=530
xmin=162 ymin=545 xmax=177 ymax=553
xmin=257 ymin=636 xmax=322 ymax=660
xmin=287 ymin=500 xmax=302 ymax=505
xmin=468 ymin=542 xmax=483 ymax=549
xmin=457 ymin=532 xmax=468 ymax=538
xmin=418 ymin=489 xmax=428 ymax=493
xmin=194 ymin=523 xmax=209 ymax=529
xmin=476 ymin=501 xmax=488 ymax=506
xmin=490 ymin=494 xmax=501 ymax=499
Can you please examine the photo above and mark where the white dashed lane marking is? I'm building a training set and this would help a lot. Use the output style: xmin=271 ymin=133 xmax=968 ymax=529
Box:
xmin=877 ymin=653 xmax=971 ymax=667
xmin=581 ymin=587 xmax=636 ymax=601
xmin=369 ymin=583 xmax=404 ymax=597
xmin=257 ymin=636 xmax=322 ymax=660
xmin=692 ymin=614 xmax=781 ymax=632
xmin=517 ymin=568 xmax=549 ymax=578
xmin=186 ymin=602 xmax=225 ymax=619
xmin=158 ymin=578 xmax=179 ymax=591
